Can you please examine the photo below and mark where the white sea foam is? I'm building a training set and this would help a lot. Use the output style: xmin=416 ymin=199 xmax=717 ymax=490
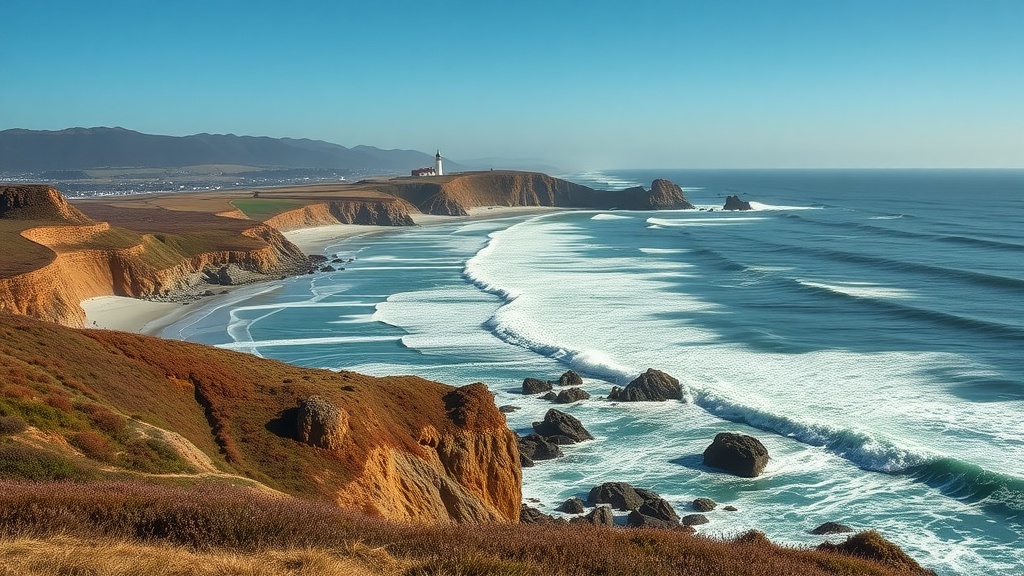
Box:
xmin=590 ymin=213 xmax=633 ymax=221
xmin=869 ymin=214 xmax=905 ymax=220
xmin=796 ymin=279 xmax=915 ymax=300
xmin=217 ymin=335 xmax=401 ymax=350
xmin=646 ymin=216 xmax=767 ymax=227
xmin=747 ymin=201 xmax=821 ymax=211
xmin=638 ymin=248 xmax=690 ymax=254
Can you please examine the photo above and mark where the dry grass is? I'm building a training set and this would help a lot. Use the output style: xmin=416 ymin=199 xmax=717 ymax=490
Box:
xmin=0 ymin=481 xmax=933 ymax=576
xmin=0 ymin=536 xmax=404 ymax=576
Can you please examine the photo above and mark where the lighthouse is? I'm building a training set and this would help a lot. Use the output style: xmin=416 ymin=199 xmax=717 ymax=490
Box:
xmin=435 ymin=150 xmax=443 ymax=176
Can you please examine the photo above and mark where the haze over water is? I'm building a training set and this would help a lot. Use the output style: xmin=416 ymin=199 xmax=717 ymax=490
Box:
xmin=165 ymin=169 xmax=1024 ymax=575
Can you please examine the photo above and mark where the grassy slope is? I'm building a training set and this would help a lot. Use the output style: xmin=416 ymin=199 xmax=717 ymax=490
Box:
xmin=0 ymin=312 xmax=481 ymax=496
xmin=0 ymin=482 xmax=934 ymax=576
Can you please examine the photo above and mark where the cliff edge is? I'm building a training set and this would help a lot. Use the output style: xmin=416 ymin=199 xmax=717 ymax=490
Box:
xmin=0 ymin=312 xmax=521 ymax=523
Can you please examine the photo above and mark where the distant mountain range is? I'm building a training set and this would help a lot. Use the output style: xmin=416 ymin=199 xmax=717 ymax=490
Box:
xmin=0 ymin=127 xmax=467 ymax=173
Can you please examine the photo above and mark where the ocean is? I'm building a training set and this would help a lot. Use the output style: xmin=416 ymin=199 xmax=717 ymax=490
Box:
xmin=162 ymin=169 xmax=1024 ymax=575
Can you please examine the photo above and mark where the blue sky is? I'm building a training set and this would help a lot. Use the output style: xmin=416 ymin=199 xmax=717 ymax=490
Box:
xmin=2 ymin=0 xmax=1022 ymax=168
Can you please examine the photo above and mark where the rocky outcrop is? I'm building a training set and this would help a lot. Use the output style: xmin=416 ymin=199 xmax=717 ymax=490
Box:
xmin=557 ymin=370 xmax=583 ymax=387
xmin=703 ymin=432 xmax=770 ymax=478
xmin=554 ymin=388 xmax=590 ymax=404
xmin=295 ymin=395 xmax=348 ymax=449
xmin=571 ymin=505 xmax=615 ymax=526
xmin=532 ymin=409 xmax=593 ymax=443
xmin=517 ymin=433 xmax=563 ymax=466
xmin=264 ymin=198 xmax=417 ymax=231
xmin=692 ymin=498 xmax=717 ymax=512
xmin=608 ymin=369 xmax=683 ymax=402
xmin=520 ymin=504 xmax=559 ymax=524
xmin=682 ymin=514 xmax=709 ymax=526
xmin=587 ymin=482 xmax=647 ymax=511
xmin=723 ymin=195 xmax=752 ymax=211
xmin=557 ymin=497 xmax=585 ymax=514
xmin=1 ymin=185 xmax=92 ymax=223
xmin=522 ymin=377 xmax=552 ymax=394
xmin=811 ymin=522 xmax=854 ymax=535
xmin=648 ymin=179 xmax=696 ymax=210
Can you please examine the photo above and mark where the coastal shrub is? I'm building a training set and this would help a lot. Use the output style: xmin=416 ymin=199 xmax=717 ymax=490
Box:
xmin=70 ymin=431 xmax=116 ymax=462
xmin=122 ymin=438 xmax=191 ymax=474
xmin=79 ymin=403 xmax=128 ymax=438
xmin=0 ymin=397 xmax=81 ymax=431
xmin=45 ymin=393 xmax=74 ymax=413
xmin=0 ymin=481 xmax=932 ymax=576
xmin=0 ymin=444 xmax=88 ymax=481
xmin=0 ymin=415 xmax=27 ymax=435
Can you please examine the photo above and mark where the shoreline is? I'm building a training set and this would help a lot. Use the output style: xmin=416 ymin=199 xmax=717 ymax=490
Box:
xmin=82 ymin=205 xmax=567 ymax=336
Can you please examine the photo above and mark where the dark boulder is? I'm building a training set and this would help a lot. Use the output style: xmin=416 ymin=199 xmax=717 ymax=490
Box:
xmin=498 ymin=405 xmax=520 ymax=413
xmin=571 ymin=505 xmax=615 ymax=527
xmin=638 ymin=497 xmax=679 ymax=523
xmin=586 ymin=482 xmax=646 ymax=511
xmin=522 ymin=377 xmax=552 ymax=394
xmin=558 ymin=370 xmax=583 ymax=387
xmin=320 ymin=265 xmax=337 ymax=272
xmin=723 ymin=505 xmax=738 ymax=512
xmin=681 ymin=514 xmax=709 ymax=526
xmin=723 ymin=195 xmax=752 ymax=211
xmin=532 ymin=409 xmax=593 ymax=443
xmin=555 ymin=387 xmax=590 ymax=404
xmin=518 ymin=433 xmax=563 ymax=462
xmin=626 ymin=510 xmax=679 ymax=529
xmin=295 ymin=396 xmax=347 ymax=450
xmin=703 ymin=432 xmax=770 ymax=477
xmin=520 ymin=453 xmax=534 ymax=468
xmin=541 ymin=391 xmax=557 ymax=401
xmin=556 ymin=497 xmax=586 ymax=514
xmin=811 ymin=522 xmax=854 ymax=535
xmin=520 ymin=504 xmax=558 ymax=525
xmin=608 ymin=368 xmax=682 ymax=402
xmin=692 ymin=498 xmax=717 ymax=512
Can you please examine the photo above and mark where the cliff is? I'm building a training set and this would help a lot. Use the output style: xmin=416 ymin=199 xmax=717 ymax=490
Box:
xmin=0 ymin=312 xmax=521 ymax=523
xmin=369 ymin=171 xmax=694 ymax=216
xmin=0 ymin=187 xmax=310 ymax=327
xmin=264 ymin=197 xmax=417 ymax=231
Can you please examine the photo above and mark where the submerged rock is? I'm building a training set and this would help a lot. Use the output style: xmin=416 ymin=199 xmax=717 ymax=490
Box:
xmin=703 ymin=432 xmax=770 ymax=478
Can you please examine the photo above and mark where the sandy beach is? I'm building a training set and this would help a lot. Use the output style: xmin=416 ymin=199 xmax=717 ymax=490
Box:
xmin=82 ymin=205 xmax=567 ymax=335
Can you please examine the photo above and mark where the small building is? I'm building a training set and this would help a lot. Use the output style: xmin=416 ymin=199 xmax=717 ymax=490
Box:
xmin=411 ymin=167 xmax=436 ymax=177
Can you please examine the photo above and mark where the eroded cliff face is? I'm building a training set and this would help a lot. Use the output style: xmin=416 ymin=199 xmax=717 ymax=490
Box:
xmin=1 ymin=185 xmax=92 ymax=223
xmin=265 ymin=199 xmax=417 ymax=231
xmin=336 ymin=383 xmax=521 ymax=523
xmin=1 ymin=189 xmax=309 ymax=327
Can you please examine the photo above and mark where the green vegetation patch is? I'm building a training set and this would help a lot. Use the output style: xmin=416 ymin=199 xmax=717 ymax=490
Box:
xmin=230 ymin=198 xmax=305 ymax=221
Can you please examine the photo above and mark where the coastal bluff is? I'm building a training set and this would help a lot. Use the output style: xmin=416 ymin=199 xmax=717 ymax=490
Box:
xmin=0 ymin=312 xmax=521 ymax=523
xmin=0 ymin=185 xmax=309 ymax=327
xmin=365 ymin=170 xmax=695 ymax=216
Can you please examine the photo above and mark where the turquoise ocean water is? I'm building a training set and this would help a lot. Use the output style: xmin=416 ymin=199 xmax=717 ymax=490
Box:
xmin=163 ymin=170 xmax=1024 ymax=575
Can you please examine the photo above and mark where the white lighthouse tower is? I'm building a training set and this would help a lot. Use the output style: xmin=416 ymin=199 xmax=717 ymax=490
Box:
xmin=435 ymin=150 xmax=443 ymax=176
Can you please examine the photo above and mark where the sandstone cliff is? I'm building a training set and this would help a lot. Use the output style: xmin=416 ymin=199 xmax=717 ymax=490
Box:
xmin=0 ymin=186 xmax=309 ymax=327
xmin=265 ymin=198 xmax=417 ymax=231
